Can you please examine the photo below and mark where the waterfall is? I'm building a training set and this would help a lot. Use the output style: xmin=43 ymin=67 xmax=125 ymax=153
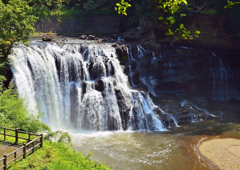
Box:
xmin=127 ymin=45 xmax=136 ymax=87
xmin=210 ymin=54 xmax=230 ymax=101
xmin=9 ymin=42 xmax=165 ymax=131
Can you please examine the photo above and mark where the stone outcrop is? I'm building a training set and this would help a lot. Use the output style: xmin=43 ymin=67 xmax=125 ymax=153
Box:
xmin=35 ymin=15 xmax=120 ymax=34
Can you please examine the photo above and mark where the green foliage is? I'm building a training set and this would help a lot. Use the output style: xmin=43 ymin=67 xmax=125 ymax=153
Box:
xmin=0 ymin=83 xmax=50 ymax=133
xmin=119 ymin=55 xmax=128 ymax=64
xmin=224 ymin=1 xmax=240 ymax=8
xmin=45 ymin=130 xmax=71 ymax=144
xmin=0 ymin=49 xmax=7 ymax=76
xmin=155 ymin=0 xmax=200 ymax=42
xmin=116 ymin=0 xmax=200 ymax=42
xmin=0 ymin=0 xmax=38 ymax=60
xmin=8 ymin=140 xmax=110 ymax=170
xmin=115 ymin=0 xmax=131 ymax=15
xmin=28 ymin=0 xmax=66 ymax=10
xmin=199 ymin=9 xmax=217 ymax=15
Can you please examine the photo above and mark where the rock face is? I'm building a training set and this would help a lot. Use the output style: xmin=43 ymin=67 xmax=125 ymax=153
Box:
xmin=150 ymin=13 xmax=240 ymax=49
xmin=124 ymin=44 xmax=240 ymax=102
xmin=183 ymin=13 xmax=240 ymax=49
xmin=35 ymin=15 xmax=120 ymax=34
xmin=122 ymin=17 xmax=154 ymax=40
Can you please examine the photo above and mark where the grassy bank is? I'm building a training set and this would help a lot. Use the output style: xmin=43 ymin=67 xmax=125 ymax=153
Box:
xmin=0 ymin=125 xmax=110 ymax=170
xmin=6 ymin=140 xmax=110 ymax=170
xmin=0 ymin=126 xmax=110 ymax=170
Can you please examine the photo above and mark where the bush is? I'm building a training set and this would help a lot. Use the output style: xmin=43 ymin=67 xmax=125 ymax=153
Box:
xmin=0 ymin=82 xmax=50 ymax=133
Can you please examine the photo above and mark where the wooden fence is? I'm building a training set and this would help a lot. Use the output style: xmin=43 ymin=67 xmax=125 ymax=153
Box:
xmin=0 ymin=126 xmax=43 ymax=170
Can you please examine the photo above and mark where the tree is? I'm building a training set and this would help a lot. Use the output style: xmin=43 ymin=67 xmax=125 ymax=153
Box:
xmin=0 ymin=0 xmax=38 ymax=60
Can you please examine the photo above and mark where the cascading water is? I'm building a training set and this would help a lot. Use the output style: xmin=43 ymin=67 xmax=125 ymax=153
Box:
xmin=209 ymin=53 xmax=230 ymax=101
xmin=9 ymin=42 xmax=165 ymax=131
xmin=133 ymin=45 xmax=159 ymax=96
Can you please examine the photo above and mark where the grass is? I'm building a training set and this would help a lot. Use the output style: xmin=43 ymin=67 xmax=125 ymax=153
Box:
xmin=0 ymin=128 xmax=38 ymax=145
xmin=0 ymin=131 xmax=110 ymax=170
xmin=8 ymin=140 xmax=110 ymax=170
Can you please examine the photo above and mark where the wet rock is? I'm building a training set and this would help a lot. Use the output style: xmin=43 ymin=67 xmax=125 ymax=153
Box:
xmin=112 ymin=43 xmax=128 ymax=63
xmin=115 ymin=39 xmax=125 ymax=45
xmin=70 ymin=83 xmax=80 ymax=128
xmin=95 ymin=79 xmax=105 ymax=92
xmin=111 ymin=43 xmax=118 ymax=48
xmin=114 ymin=87 xmax=132 ymax=130
xmin=78 ymin=35 xmax=88 ymax=40
xmin=42 ymin=37 xmax=53 ymax=41
xmin=3 ymin=66 xmax=13 ymax=88
xmin=130 ymin=61 xmax=138 ymax=69
xmin=81 ymin=81 xmax=87 ymax=96
xmin=88 ymin=35 xmax=95 ymax=40
xmin=102 ymin=37 xmax=114 ymax=43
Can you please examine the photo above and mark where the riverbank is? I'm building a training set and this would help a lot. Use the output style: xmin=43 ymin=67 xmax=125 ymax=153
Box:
xmin=199 ymin=138 xmax=240 ymax=170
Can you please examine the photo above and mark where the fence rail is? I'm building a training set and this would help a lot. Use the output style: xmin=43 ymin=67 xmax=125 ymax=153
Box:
xmin=0 ymin=126 xmax=43 ymax=170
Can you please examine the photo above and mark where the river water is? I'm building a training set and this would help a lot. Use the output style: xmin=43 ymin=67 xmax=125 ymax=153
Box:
xmin=71 ymin=100 xmax=240 ymax=170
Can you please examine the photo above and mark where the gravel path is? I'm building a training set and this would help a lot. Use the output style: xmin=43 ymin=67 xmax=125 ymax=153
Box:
xmin=199 ymin=138 xmax=240 ymax=170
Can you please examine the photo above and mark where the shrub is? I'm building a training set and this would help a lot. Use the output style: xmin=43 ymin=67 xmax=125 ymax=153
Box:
xmin=0 ymin=82 xmax=50 ymax=133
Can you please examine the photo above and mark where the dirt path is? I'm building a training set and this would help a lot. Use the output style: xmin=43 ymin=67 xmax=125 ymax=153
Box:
xmin=199 ymin=138 xmax=240 ymax=170
xmin=0 ymin=143 xmax=22 ymax=167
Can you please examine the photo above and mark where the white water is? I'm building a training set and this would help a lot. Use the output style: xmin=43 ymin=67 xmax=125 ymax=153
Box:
xmin=9 ymin=42 xmax=165 ymax=131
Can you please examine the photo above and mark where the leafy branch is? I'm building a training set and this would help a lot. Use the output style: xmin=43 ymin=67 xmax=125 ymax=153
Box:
xmin=224 ymin=1 xmax=240 ymax=8
xmin=115 ymin=0 xmax=131 ymax=15
xmin=116 ymin=0 xmax=201 ymax=43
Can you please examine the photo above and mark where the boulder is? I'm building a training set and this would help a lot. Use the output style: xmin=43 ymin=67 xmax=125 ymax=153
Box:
xmin=78 ymin=35 xmax=88 ymax=40
xmin=88 ymin=35 xmax=95 ymax=40
xmin=42 ymin=37 xmax=53 ymax=41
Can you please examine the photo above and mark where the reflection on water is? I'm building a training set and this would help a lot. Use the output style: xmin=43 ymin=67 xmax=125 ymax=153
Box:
xmin=71 ymin=108 xmax=240 ymax=170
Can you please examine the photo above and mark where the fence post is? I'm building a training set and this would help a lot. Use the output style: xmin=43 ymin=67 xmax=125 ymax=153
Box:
xmin=3 ymin=154 xmax=7 ymax=170
xmin=32 ymin=142 xmax=35 ymax=153
xmin=28 ymin=133 xmax=31 ymax=142
xmin=15 ymin=128 xmax=18 ymax=143
xmin=40 ymin=134 xmax=43 ymax=148
xmin=23 ymin=143 xmax=26 ymax=159
xmin=4 ymin=128 xmax=6 ymax=141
